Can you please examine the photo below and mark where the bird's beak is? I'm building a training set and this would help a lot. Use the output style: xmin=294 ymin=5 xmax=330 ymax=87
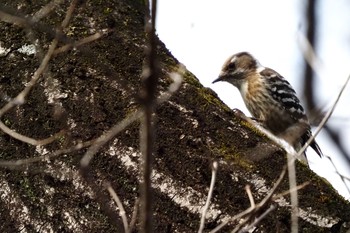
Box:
xmin=212 ymin=75 xmax=224 ymax=84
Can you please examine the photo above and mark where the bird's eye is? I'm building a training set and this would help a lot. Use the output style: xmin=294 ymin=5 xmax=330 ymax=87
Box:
xmin=228 ymin=62 xmax=236 ymax=70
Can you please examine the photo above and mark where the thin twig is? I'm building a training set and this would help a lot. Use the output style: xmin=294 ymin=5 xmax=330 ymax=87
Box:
xmin=245 ymin=185 xmax=255 ymax=208
xmin=323 ymin=125 xmax=350 ymax=170
xmin=80 ymin=68 xmax=183 ymax=167
xmin=297 ymin=32 xmax=325 ymax=79
xmin=238 ymin=205 xmax=276 ymax=233
xmin=0 ymin=9 xmax=29 ymax=27
xmin=295 ymin=74 xmax=350 ymax=159
xmin=128 ymin=198 xmax=140 ymax=233
xmin=0 ymin=0 xmax=79 ymax=146
xmin=0 ymin=69 xmax=182 ymax=168
xmin=105 ymin=182 xmax=129 ymax=233
xmin=273 ymin=182 xmax=310 ymax=200
xmin=60 ymin=0 xmax=78 ymax=29
xmin=32 ymin=0 xmax=65 ymax=22
xmin=0 ymin=37 xmax=58 ymax=117
xmin=198 ymin=161 xmax=218 ymax=233
xmin=0 ymin=139 xmax=94 ymax=167
xmin=287 ymin=153 xmax=298 ymax=233
xmin=232 ymin=108 xmax=300 ymax=232
xmin=232 ymin=167 xmax=287 ymax=233
xmin=210 ymin=203 xmax=254 ymax=233
xmin=298 ymin=28 xmax=350 ymax=168
xmin=230 ymin=215 xmax=251 ymax=233
xmin=52 ymin=29 xmax=111 ymax=56
xmin=0 ymin=36 xmax=59 ymax=145
xmin=210 ymin=167 xmax=287 ymax=233
xmin=80 ymin=110 xmax=143 ymax=167
xmin=325 ymin=155 xmax=350 ymax=195
xmin=0 ymin=122 xmax=65 ymax=146
xmin=286 ymin=74 xmax=350 ymax=233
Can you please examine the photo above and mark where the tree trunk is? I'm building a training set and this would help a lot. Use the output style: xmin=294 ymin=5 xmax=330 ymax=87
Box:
xmin=0 ymin=0 xmax=348 ymax=232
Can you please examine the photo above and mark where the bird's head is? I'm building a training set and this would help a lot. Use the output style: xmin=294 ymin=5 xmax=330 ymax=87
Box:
xmin=212 ymin=52 xmax=260 ymax=88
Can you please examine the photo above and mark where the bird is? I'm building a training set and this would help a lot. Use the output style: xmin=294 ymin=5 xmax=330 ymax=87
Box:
xmin=212 ymin=52 xmax=322 ymax=162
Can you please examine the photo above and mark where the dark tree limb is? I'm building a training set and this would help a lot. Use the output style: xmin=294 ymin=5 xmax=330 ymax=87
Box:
xmin=303 ymin=0 xmax=317 ymax=110
xmin=139 ymin=0 xmax=159 ymax=232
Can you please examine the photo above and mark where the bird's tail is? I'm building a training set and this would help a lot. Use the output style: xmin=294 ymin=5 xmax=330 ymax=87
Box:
xmin=301 ymin=130 xmax=323 ymax=157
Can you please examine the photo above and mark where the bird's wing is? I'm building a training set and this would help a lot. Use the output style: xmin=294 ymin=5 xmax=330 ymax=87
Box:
xmin=261 ymin=68 xmax=306 ymax=121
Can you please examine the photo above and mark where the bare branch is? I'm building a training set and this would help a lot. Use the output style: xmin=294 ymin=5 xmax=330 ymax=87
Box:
xmin=287 ymin=153 xmax=298 ymax=233
xmin=32 ymin=0 xmax=65 ymax=22
xmin=0 ymin=37 xmax=58 ymax=117
xmin=239 ymin=205 xmax=276 ymax=233
xmin=211 ymin=167 xmax=287 ymax=233
xmin=52 ymin=29 xmax=111 ymax=56
xmin=0 ymin=9 xmax=29 ymax=27
xmin=0 ymin=0 xmax=81 ymax=147
xmin=230 ymin=168 xmax=287 ymax=233
xmin=198 ymin=161 xmax=218 ymax=233
xmin=237 ymin=182 xmax=309 ymax=233
xmin=0 ymin=36 xmax=59 ymax=145
xmin=139 ymin=0 xmax=159 ymax=231
xmin=60 ymin=0 xmax=79 ymax=29
xmin=105 ymin=182 xmax=129 ymax=233
xmin=128 ymin=198 xmax=140 ymax=233
xmin=285 ymin=74 xmax=350 ymax=232
xmin=273 ymin=182 xmax=310 ymax=200
xmin=297 ymin=32 xmax=325 ymax=78
xmin=80 ymin=109 xmax=143 ymax=167
xmin=302 ymin=0 xmax=317 ymax=111
xmin=295 ymin=74 xmax=350 ymax=159
xmin=0 ymin=122 xmax=64 ymax=146
xmin=245 ymin=185 xmax=255 ymax=208
xmin=298 ymin=23 xmax=350 ymax=168
xmin=0 ymin=67 xmax=182 ymax=169
xmin=323 ymin=125 xmax=350 ymax=169
xmin=0 ymin=139 xmax=94 ymax=168
xmin=325 ymin=155 xmax=350 ymax=195
xmin=80 ymin=68 xmax=182 ymax=167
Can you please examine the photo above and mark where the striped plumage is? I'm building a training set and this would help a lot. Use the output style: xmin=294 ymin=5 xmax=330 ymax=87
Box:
xmin=213 ymin=52 xmax=322 ymax=160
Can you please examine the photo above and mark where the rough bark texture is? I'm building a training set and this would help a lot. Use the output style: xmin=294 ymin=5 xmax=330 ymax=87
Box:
xmin=0 ymin=0 xmax=349 ymax=232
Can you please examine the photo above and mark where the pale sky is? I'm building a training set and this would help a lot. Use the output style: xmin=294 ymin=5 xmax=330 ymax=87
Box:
xmin=156 ymin=0 xmax=350 ymax=199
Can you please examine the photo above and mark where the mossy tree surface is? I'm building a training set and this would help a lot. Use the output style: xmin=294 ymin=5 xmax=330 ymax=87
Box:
xmin=0 ymin=0 xmax=349 ymax=232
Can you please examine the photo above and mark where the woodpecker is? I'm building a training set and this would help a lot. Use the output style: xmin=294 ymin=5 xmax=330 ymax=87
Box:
xmin=213 ymin=52 xmax=322 ymax=160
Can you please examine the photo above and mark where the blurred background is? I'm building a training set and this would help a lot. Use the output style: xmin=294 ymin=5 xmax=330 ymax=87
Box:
xmin=156 ymin=0 xmax=350 ymax=199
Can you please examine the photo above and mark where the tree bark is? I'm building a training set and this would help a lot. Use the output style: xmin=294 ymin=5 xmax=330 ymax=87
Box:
xmin=0 ymin=0 xmax=348 ymax=232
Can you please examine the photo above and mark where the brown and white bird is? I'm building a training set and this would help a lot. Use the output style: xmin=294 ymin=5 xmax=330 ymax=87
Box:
xmin=212 ymin=52 xmax=322 ymax=161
